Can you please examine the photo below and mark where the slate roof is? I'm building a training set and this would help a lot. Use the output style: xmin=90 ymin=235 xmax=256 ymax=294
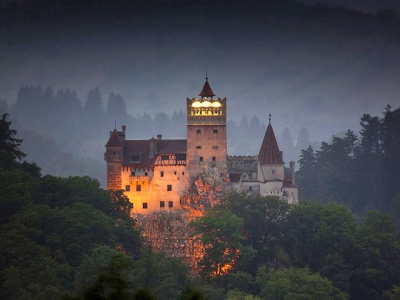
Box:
xmin=258 ymin=123 xmax=284 ymax=164
xmin=199 ymin=79 xmax=216 ymax=98
xmin=122 ymin=139 xmax=187 ymax=166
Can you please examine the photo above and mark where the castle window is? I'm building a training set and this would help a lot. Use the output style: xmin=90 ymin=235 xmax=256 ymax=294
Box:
xmin=167 ymin=185 xmax=172 ymax=191
xmin=161 ymin=171 xmax=164 ymax=177
xmin=199 ymin=157 xmax=203 ymax=162
xmin=212 ymin=146 xmax=218 ymax=150
xmin=145 ymin=172 xmax=148 ymax=176
xmin=143 ymin=203 xmax=148 ymax=209
xmin=136 ymin=185 xmax=141 ymax=192
xmin=160 ymin=201 xmax=165 ymax=208
xmin=197 ymin=129 xmax=201 ymax=134
xmin=182 ymin=172 xmax=185 ymax=175
xmin=176 ymin=153 xmax=186 ymax=161
xmin=131 ymin=171 xmax=135 ymax=176
xmin=131 ymin=154 xmax=140 ymax=162
xmin=213 ymin=129 xmax=218 ymax=133
xmin=174 ymin=171 xmax=177 ymax=175
xmin=168 ymin=201 xmax=173 ymax=208
xmin=212 ymin=157 xmax=216 ymax=162
xmin=196 ymin=146 xmax=202 ymax=149
xmin=113 ymin=151 xmax=116 ymax=156
xmin=125 ymin=185 xmax=130 ymax=191
xmin=249 ymin=186 xmax=253 ymax=192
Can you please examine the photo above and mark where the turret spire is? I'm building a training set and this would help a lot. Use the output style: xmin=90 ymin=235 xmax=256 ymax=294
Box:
xmin=199 ymin=72 xmax=215 ymax=98
xmin=258 ymin=118 xmax=284 ymax=164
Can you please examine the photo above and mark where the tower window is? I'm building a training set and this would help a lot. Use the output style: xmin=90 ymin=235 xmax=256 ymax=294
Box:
xmin=143 ymin=203 xmax=148 ymax=209
xmin=113 ymin=151 xmax=116 ymax=156
xmin=212 ymin=146 xmax=218 ymax=150
xmin=196 ymin=129 xmax=201 ymax=134
xmin=168 ymin=201 xmax=173 ymax=208
xmin=136 ymin=185 xmax=141 ymax=192
xmin=174 ymin=171 xmax=177 ymax=175
xmin=167 ymin=185 xmax=172 ymax=191
xmin=199 ymin=157 xmax=203 ymax=162
xmin=213 ymin=129 xmax=218 ymax=133
xmin=160 ymin=201 xmax=165 ymax=208
xmin=212 ymin=157 xmax=216 ymax=162
xmin=125 ymin=185 xmax=130 ymax=191
xmin=161 ymin=171 xmax=164 ymax=177
xmin=196 ymin=146 xmax=202 ymax=149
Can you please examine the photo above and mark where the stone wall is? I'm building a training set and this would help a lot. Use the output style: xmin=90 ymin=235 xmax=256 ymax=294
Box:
xmin=135 ymin=211 xmax=204 ymax=274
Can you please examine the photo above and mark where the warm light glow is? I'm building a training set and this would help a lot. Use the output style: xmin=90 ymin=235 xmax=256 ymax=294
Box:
xmin=191 ymin=100 xmax=222 ymax=108
xmin=192 ymin=101 xmax=201 ymax=107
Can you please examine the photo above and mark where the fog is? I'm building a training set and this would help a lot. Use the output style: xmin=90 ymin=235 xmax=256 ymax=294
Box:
xmin=1 ymin=0 xmax=400 ymax=185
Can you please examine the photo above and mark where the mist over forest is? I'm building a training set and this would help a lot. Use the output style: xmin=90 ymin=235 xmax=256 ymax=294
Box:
xmin=1 ymin=0 xmax=400 ymax=188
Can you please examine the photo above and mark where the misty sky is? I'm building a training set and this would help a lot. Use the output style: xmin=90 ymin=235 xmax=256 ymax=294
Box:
xmin=1 ymin=0 xmax=400 ymax=144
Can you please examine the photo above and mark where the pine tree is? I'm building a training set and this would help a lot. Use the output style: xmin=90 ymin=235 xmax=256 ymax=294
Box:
xmin=0 ymin=113 xmax=25 ymax=160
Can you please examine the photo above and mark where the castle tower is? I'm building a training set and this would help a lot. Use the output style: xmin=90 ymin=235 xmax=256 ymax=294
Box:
xmin=104 ymin=128 xmax=124 ymax=190
xmin=186 ymin=77 xmax=227 ymax=174
xmin=257 ymin=115 xmax=285 ymax=195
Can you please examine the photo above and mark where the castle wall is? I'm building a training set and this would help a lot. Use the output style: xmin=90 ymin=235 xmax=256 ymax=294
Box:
xmin=122 ymin=165 xmax=187 ymax=214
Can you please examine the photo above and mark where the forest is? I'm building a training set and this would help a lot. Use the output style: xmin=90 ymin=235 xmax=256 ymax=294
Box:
xmin=1 ymin=112 xmax=400 ymax=299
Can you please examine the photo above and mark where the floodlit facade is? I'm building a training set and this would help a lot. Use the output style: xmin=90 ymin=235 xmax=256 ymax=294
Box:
xmin=105 ymin=78 xmax=298 ymax=214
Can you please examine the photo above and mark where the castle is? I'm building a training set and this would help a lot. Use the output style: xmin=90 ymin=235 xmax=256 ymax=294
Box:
xmin=104 ymin=78 xmax=298 ymax=214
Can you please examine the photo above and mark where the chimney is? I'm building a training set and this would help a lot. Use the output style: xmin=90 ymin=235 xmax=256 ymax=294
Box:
xmin=157 ymin=134 xmax=162 ymax=140
xmin=290 ymin=161 xmax=295 ymax=185
xmin=149 ymin=137 xmax=157 ymax=158
xmin=121 ymin=125 xmax=126 ymax=140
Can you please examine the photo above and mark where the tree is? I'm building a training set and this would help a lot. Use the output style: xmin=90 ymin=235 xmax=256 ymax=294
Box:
xmin=0 ymin=113 xmax=25 ymax=160
xmin=190 ymin=208 xmax=255 ymax=280
xmin=381 ymin=106 xmax=400 ymax=207
xmin=284 ymin=201 xmax=357 ymax=292
xmin=106 ymin=92 xmax=128 ymax=124
xmin=221 ymin=193 xmax=291 ymax=272
xmin=279 ymin=127 xmax=296 ymax=162
xmin=350 ymin=211 xmax=400 ymax=300
xmin=296 ymin=145 xmax=317 ymax=200
xmin=295 ymin=127 xmax=312 ymax=154
xmin=256 ymin=267 xmax=348 ymax=300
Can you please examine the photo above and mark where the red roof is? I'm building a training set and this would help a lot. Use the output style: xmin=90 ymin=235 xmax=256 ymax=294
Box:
xmin=258 ymin=123 xmax=284 ymax=164
xmin=283 ymin=174 xmax=297 ymax=188
xmin=199 ymin=80 xmax=215 ymax=98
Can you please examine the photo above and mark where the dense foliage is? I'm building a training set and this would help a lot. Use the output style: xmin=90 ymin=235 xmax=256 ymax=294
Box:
xmin=297 ymin=106 xmax=400 ymax=223
xmin=191 ymin=193 xmax=400 ymax=300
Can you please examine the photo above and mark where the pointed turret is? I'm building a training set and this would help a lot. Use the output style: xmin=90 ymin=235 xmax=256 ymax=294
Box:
xmin=199 ymin=78 xmax=215 ymax=98
xmin=105 ymin=129 xmax=124 ymax=147
xmin=258 ymin=121 xmax=284 ymax=164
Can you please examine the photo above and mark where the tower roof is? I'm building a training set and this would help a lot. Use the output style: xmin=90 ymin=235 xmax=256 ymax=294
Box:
xmin=105 ymin=129 xmax=124 ymax=147
xmin=199 ymin=79 xmax=216 ymax=98
xmin=258 ymin=122 xmax=284 ymax=164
